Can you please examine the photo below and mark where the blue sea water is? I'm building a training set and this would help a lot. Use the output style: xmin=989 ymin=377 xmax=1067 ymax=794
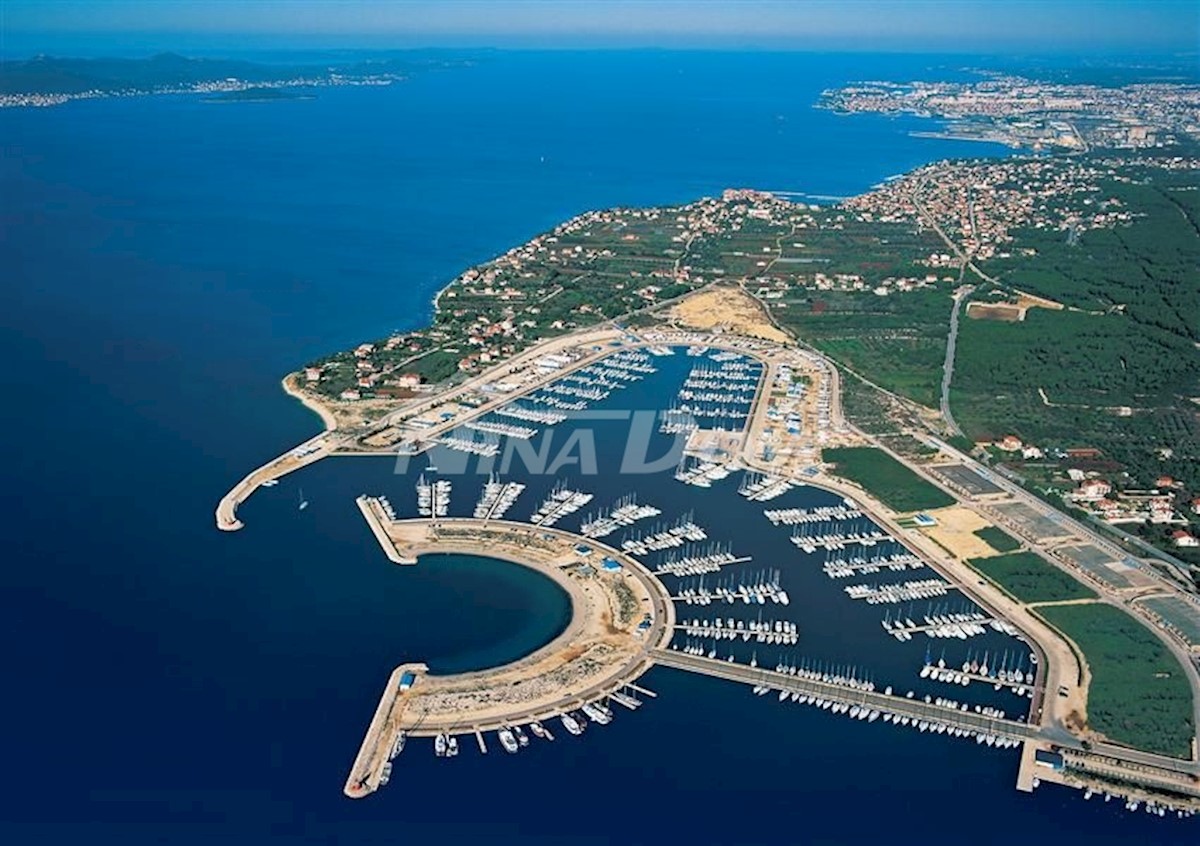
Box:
xmin=1 ymin=51 xmax=1194 ymax=843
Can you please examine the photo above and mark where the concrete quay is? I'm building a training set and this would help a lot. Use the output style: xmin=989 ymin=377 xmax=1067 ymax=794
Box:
xmin=344 ymin=662 xmax=428 ymax=799
xmin=343 ymin=512 xmax=675 ymax=798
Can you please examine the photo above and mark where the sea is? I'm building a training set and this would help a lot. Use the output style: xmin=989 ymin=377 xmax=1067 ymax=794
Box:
xmin=2 ymin=50 xmax=1194 ymax=844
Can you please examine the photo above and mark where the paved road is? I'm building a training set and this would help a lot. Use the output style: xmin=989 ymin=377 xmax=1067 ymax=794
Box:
xmin=940 ymin=284 xmax=973 ymax=437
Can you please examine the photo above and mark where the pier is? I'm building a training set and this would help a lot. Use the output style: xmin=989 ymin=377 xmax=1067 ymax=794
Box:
xmin=652 ymin=648 xmax=1038 ymax=742
xmin=215 ymin=433 xmax=330 ymax=530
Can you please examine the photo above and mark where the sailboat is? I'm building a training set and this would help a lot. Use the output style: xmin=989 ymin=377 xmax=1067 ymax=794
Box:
xmin=298 ymin=488 xmax=309 ymax=511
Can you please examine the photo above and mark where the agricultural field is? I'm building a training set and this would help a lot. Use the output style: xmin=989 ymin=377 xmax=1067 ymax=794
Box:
xmin=951 ymin=169 xmax=1200 ymax=491
xmin=773 ymin=286 xmax=954 ymax=407
xmin=1037 ymin=603 xmax=1195 ymax=758
xmin=972 ymin=526 xmax=1021 ymax=553
xmin=967 ymin=551 xmax=1096 ymax=603
xmin=821 ymin=446 xmax=955 ymax=513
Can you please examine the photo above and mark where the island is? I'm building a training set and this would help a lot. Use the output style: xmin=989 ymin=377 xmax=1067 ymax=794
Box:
xmin=217 ymin=77 xmax=1200 ymax=817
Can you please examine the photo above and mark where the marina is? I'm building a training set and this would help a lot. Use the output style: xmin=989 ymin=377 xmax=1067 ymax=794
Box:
xmin=670 ymin=570 xmax=791 ymax=605
xmin=820 ymin=549 xmax=926 ymax=578
xmin=464 ymin=419 xmax=539 ymax=440
xmin=844 ymin=578 xmax=953 ymax=604
xmin=415 ymin=474 xmax=452 ymax=518
xmin=920 ymin=649 xmax=1038 ymax=697
xmin=765 ymin=503 xmax=862 ymax=525
xmin=651 ymin=543 xmax=747 ymax=576
xmin=619 ymin=513 xmax=708 ymax=555
xmin=492 ymin=403 xmax=567 ymax=425
xmin=435 ymin=431 xmax=501 ymax=457
xmin=675 ymin=615 xmax=800 ymax=645
xmin=739 ymin=473 xmax=796 ymax=502
xmin=529 ymin=483 xmax=594 ymax=527
xmin=473 ymin=475 xmax=526 ymax=520
xmin=579 ymin=494 xmax=662 ymax=539
xmin=234 ymin=337 xmax=1198 ymax=819
xmin=789 ymin=522 xmax=893 ymax=553
xmin=882 ymin=605 xmax=1011 ymax=641
xmin=674 ymin=455 xmax=734 ymax=487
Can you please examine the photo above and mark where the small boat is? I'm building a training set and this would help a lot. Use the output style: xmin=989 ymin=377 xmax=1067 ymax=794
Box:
xmin=512 ymin=725 xmax=530 ymax=747
xmin=446 ymin=735 xmax=459 ymax=757
xmin=434 ymin=733 xmax=447 ymax=758
xmin=298 ymin=488 xmax=309 ymax=511
xmin=262 ymin=479 xmax=279 ymax=487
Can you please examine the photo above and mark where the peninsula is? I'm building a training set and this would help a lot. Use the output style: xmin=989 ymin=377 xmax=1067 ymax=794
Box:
xmin=218 ymin=104 xmax=1200 ymax=816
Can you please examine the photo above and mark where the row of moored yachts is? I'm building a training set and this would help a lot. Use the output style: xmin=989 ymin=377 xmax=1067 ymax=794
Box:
xmin=749 ymin=685 xmax=1023 ymax=749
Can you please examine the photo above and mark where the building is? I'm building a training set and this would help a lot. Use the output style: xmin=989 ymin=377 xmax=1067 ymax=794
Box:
xmin=1034 ymin=749 xmax=1064 ymax=770
xmin=1171 ymin=530 xmax=1199 ymax=548
xmin=996 ymin=435 xmax=1023 ymax=452
xmin=1073 ymin=479 xmax=1111 ymax=502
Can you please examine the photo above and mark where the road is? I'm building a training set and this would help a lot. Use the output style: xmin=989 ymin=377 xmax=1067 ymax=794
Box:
xmin=940 ymin=284 xmax=973 ymax=437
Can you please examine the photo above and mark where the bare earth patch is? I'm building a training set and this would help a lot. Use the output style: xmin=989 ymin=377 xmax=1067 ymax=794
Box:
xmin=920 ymin=505 xmax=1003 ymax=560
xmin=670 ymin=286 xmax=791 ymax=344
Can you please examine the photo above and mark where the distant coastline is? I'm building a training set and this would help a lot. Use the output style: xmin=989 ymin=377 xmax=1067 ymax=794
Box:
xmin=0 ymin=51 xmax=473 ymax=108
xmin=202 ymin=87 xmax=316 ymax=104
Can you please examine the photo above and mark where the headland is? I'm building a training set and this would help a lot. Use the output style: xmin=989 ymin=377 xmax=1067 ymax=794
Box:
xmin=219 ymin=160 xmax=1200 ymax=818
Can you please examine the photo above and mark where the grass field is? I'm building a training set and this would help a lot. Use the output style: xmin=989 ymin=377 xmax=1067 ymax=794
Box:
xmin=973 ymin=526 xmax=1021 ymax=553
xmin=1038 ymin=603 xmax=1195 ymax=758
xmin=821 ymin=447 xmax=955 ymax=513
xmin=968 ymin=551 xmax=1096 ymax=603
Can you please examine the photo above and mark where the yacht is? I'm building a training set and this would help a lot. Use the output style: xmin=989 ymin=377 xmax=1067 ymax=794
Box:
xmin=498 ymin=727 xmax=519 ymax=754
xmin=581 ymin=702 xmax=611 ymax=725
xmin=388 ymin=731 xmax=406 ymax=760
xmin=560 ymin=712 xmax=583 ymax=736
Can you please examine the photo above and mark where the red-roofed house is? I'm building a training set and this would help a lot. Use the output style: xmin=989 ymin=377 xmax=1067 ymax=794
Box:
xmin=1171 ymin=530 xmax=1198 ymax=548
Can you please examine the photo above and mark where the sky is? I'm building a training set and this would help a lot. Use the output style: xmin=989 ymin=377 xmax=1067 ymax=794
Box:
xmin=1 ymin=0 xmax=1198 ymax=55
